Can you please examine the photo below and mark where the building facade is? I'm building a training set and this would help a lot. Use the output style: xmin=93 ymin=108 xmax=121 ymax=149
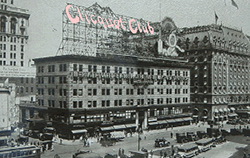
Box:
xmin=0 ymin=0 xmax=36 ymax=102
xmin=0 ymin=82 xmax=19 ymax=135
xmin=180 ymin=24 xmax=250 ymax=121
xmin=34 ymin=54 xmax=191 ymax=138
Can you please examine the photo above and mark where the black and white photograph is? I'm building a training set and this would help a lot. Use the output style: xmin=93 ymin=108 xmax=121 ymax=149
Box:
xmin=0 ymin=0 xmax=250 ymax=157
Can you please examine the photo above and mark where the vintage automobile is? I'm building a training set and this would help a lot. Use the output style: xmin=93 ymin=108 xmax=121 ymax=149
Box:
xmin=175 ymin=143 xmax=200 ymax=158
xmin=206 ymin=128 xmax=221 ymax=138
xmin=129 ymin=150 xmax=148 ymax=158
xmin=196 ymin=131 xmax=207 ymax=139
xmin=155 ymin=138 xmax=170 ymax=147
xmin=195 ymin=138 xmax=215 ymax=152
xmin=214 ymin=136 xmax=226 ymax=144
xmin=176 ymin=133 xmax=188 ymax=143
xmin=72 ymin=150 xmax=102 ymax=158
xmin=186 ymin=132 xmax=199 ymax=142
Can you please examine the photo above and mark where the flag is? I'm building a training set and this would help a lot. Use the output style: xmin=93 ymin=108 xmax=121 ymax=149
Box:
xmin=231 ymin=0 xmax=239 ymax=9
xmin=215 ymin=12 xmax=218 ymax=24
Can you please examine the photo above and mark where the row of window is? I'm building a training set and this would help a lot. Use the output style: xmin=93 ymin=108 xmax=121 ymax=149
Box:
xmin=18 ymin=87 xmax=34 ymax=93
xmin=71 ymin=88 xmax=190 ymax=96
xmin=0 ymin=44 xmax=24 ymax=51
xmin=0 ymin=60 xmax=24 ymax=66
xmin=0 ymin=36 xmax=25 ymax=43
xmin=72 ymin=97 xmax=190 ymax=108
xmin=20 ymin=77 xmax=34 ymax=84
xmin=40 ymin=63 xmax=189 ymax=76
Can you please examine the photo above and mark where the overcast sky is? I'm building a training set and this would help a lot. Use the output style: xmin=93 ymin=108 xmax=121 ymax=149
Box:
xmin=16 ymin=0 xmax=250 ymax=59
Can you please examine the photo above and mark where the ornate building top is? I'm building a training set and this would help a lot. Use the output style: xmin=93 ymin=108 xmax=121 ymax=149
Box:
xmin=179 ymin=24 xmax=250 ymax=55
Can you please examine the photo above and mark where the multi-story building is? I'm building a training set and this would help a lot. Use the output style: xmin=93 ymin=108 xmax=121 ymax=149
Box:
xmin=33 ymin=53 xmax=191 ymax=138
xmin=0 ymin=82 xmax=19 ymax=136
xmin=0 ymin=0 xmax=36 ymax=102
xmin=180 ymin=24 xmax=250 ymax=122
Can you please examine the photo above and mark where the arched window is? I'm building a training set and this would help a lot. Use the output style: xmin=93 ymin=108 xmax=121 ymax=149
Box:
xmin=0 ymin=16 xmax=7 ymax=32
xmin=10 ymin=18 xmax=17 ymax=34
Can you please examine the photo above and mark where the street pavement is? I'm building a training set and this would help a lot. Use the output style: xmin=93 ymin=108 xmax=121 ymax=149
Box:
xmin=39 ymin=122 xmax=249 ymax=158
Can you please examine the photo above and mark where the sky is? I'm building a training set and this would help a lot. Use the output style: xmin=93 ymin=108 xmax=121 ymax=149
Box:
xmin=16 ymin=0 xmax=250 ymax=60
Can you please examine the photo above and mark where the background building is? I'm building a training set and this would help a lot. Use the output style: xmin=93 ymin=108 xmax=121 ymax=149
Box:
xmin=180 ymin=24 xmax=250 ymax=122
xmin=0 ymin=0 xmax=36 ymax=102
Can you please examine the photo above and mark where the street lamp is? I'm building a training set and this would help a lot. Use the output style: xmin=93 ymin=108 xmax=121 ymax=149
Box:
xmin=137 ymin=124 xmax=141 ymax=151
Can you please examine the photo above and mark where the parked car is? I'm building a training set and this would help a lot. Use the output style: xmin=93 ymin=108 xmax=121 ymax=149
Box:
xmin=186 ymin=132 xmax=199 ymax=142
xmin=175 ymin=143 xmax=200 ymax=158
xmin=195 ymin=138 xmax=215 ymax=152
xmin=176 ymin=133 xmax=188 ymax=143
xmin=154 ymin=138 xmax=170 ymax=147
xmin=196 ymin=131 xmax=207 ymax=139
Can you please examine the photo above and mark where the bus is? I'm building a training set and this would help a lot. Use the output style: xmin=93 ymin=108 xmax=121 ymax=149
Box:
xmin=0 ymin=145 xmax=40 ymax=158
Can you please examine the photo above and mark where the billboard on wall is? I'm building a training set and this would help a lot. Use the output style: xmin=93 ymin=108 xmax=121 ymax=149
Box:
xmin=0 ymin=66 xmax=36 ymax=78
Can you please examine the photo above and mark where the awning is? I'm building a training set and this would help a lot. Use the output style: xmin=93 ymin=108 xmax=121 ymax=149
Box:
xmin=0 ymin=136 xmax=8 ymax=140
xmin=158 ymin=120 xmax=168 ymax=125
xmin=148 ymin=122 xmax=159 ymax=126
xmin=192 ymin=115 xmax=198 ymax=118
xmin=113 ymin=125 xmax=126 ymax=130
xmin=175 ymin=118 xmax=184 ymax=122
xmin=219 ymin=109 xmax=223 ymax=113
xmin=223 ymin=108 xmax=228 ymax=112
xmin=203 ymin=109 xmax=208 ymax=112
xmin=182 ymin=117 xmax=193 ymax=121
xmin=228 ymin=113 xmax=238 ymax=117
xmin=125 ymin=124 xmax=136 ymax=128
xmin=219 ymin=116 xmax=223 ymax=118
xmin=166 ymin=119 xmax=176 ymax=123
xmin=44 ymin=127 xmax=55 ymax=131
xmin=71 ymin=129 xmax=87 ymax=134
xmin=202 ymin=116 xmax=208 ymax=119
xmin=214 ymin=116 xmax=219 ymax=119
xmin=100 ymin=126 xmax=114 ymax=131
xmin=227 ymin=108 xmax=231 ymax=112
xmin=230 ymin=107 xmax=236 ymax=111
xmin=214 ymin=109 xmax=219 ymax=113
xmin=194 ymin=108 xmax=199 ymax=111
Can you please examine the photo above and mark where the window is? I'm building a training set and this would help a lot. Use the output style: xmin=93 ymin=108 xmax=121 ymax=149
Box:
xmin=0 ymin=17 xmax=6 ymax=32
xmin=73 ymin=89 xmax=77 ymax=96
xmin=79 ymin=101 xmax=83 ymax=108
xmin=79 ymin=65 xmax=83 ymax=71
xmin=73 ymin=101 xmax=77 ymax=108
xmin=73 ymin=64 xmax=77 ymax=71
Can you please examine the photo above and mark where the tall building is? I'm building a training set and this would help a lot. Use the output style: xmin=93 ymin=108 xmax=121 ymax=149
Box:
xmin=180 ymin=24 xmax=250 ymax=121
xmin=0 ymin=81 xmax=19 ymax=136
xmin=0 ymin=0 xmax=36 ymax=102
xmin=33 ymin=54 xmax=191 ymax=138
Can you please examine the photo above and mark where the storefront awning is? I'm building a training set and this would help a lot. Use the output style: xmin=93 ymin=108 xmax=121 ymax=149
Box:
xmin=203 ymin=109 xmax=208 ymax=112
xmin=71 ymin=129 xmax=87 ymax=134
xmin=228 ymin=113 xmax=238 ymax=117
xmin=192 ymin=115 xmax=198 ymax=118
xmin=158 ymin=120 xmax=168 ymax=125
xmin=214 ymin=109 xmax=219 ymax=113
xmin=223 ymin=108 xmax=228 ymax=112
xmin=227 ymin=108 xmax=231 ymax=112
xmin=214 ymin=116 xmax=219 ymax=119
xmin=100 ymin=126 xmax=114 ymax=131
xmin=175 ymin=118 xmax=184 ymax=122
xmin=125 ymin=124 xmax=136 ymax=128
xmin=166 ymin=119 xmax=176 ymax=123
xmin=148 ymin=122 xmax=159 ymax=126
xmin=182 ymin=117 xmax=193 ymax=121
xmin=202 ymin=116 xmax=208 ymax=119
xmin=219 ymin=109 xmax=223 ymax=113
xmin=230 ymin=107 xmax=236 ymax=111
xmin=113 ymin=125 xmax=126 ymax=130
xmin=219 ymin=116 xmax=223 ymax=118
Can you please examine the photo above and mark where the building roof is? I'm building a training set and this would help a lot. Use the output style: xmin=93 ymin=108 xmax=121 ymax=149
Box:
xmin=33 ymin=53 xmax=191 ymax=68
xmin=180 ymin=24 xmax=250 ymax=55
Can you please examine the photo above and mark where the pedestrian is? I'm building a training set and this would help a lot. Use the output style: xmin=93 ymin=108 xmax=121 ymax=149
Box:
xmin=60 ymin=139 xmax=62 ymax=145
xmin=164 ymin=151 xmax=167 ymax=158
xmin=51 ymin=143 xmax=54 ymax=151
xmin=171 ymin=132 xmax=173 ymax=138
xmin=160 ymin=150 xmax=163 ymax=158
xmin=54 ymin=154 xmax=60 ymax=158
xmin=144 ymin=135 xmax=147 ymax=140
xmin=118 ymin=148 xmax=122 ymax=157
xmin=150 ymin=150 xmax=153 ymax=158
